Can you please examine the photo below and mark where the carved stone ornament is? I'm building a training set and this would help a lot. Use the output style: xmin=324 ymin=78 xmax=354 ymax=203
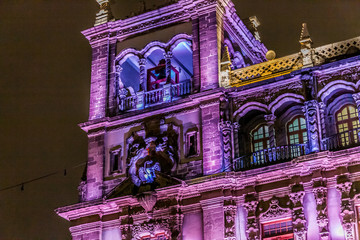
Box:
xmin=260 ymin=199 xmax=291 ymax=221
xmin=127 ymin=124 xmax=179 ymax=187
xmin=131 ymin=219 xmax=170 ymax=240
xmin=137 ymin=193 xmax=157 ymax=219
xmin=224 ymin=205 xmax=237 ymax=240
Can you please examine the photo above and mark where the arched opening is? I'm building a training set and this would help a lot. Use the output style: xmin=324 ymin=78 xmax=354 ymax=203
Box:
xmin=119 ymin=55 xmax=140 ymax=93
xmin=145 ymin=48 xmax=167 ymax=91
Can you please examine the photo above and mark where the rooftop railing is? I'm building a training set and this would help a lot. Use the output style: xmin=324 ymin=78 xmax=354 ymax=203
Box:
xmin=233 ymin=144 xmax=308 ymax=171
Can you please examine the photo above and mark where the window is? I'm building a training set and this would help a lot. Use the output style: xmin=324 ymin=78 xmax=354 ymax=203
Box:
xmin=262 ymin=219 xmax=293 ymax=240
xmin=109 ymin=146 xmax=122 ymax=174
xmin=287 ymin=116 xmax=307 ymax=145
xmin=336 ymin=105 xmax=360 ymax=146
xmin=252 ymin=124 xmax=270 ymax=152
xmin=185 ymin=130 xmax=198 ymax=157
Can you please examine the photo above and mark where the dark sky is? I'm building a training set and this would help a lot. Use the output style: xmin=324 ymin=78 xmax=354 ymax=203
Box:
xmin=0 ymin=0 xmax=359 ymax=239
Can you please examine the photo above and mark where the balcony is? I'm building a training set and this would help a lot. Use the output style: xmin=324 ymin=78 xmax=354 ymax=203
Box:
xmin=322 ymin=128 xmax=360 ymax=151
xmin=233 ymin=144 xmax=308 ymax=171
xmin=118 ymin=80 xmax=192 ymax=112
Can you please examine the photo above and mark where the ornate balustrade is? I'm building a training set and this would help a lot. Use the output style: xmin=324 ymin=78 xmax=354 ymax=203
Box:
xmin=171 ymin=80 xmax=191 ymax=97
xmin=118 ymin=79 xmax=192 ymax=112
xmin=234 ymin=144 xmax=307 ymax=171
xmin=322 ymin=128 xmax=360 ymax=151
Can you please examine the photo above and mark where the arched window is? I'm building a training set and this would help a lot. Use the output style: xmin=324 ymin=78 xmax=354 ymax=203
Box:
xmin=287 ymin=116 xmax=307 ymax=145
xmin=252 ymin=124 xmax=269 ymax=152
xmin=336 ymin=105 xmax=360 ymax=146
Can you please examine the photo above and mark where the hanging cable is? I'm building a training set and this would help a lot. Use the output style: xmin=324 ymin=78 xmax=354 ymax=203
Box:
xmin=0 ymin=161 xmax=86 ymax=192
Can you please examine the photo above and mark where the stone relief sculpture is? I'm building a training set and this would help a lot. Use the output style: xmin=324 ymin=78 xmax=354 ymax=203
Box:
xmin=127 ymin=124 xmax=179 ymax=188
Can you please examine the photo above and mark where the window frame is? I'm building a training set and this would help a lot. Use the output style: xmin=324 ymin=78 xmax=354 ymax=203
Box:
xmin=261 ymin=218 xmax=294 ymax=240
xmin=287 ymin=116 xmax=308 ymax=145
xmin=109 ymin=145 xmax=123 ymax=175
xmin=251 ymin=124 xmax=270 ymax=152
xmin=335 ymin=104 xmax=360 ymax=146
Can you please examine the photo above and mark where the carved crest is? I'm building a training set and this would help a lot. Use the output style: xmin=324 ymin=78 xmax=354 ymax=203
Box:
xmin=260 ymin=199 xmax=291 ymax=221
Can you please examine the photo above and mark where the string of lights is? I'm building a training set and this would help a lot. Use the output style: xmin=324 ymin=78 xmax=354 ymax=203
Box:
xmin=0 ymin=161 xmax=86 ymax=192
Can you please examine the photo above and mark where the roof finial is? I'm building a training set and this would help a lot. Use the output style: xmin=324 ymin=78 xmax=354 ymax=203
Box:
xmin=299 ymin=23 xmax=314 ymax=68
xmin=299 ymin=23 xmax=312 ymax=48
xmin=95 ymin=0 xmax=114 ymax=26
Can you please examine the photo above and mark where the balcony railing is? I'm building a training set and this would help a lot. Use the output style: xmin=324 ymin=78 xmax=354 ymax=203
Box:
xmin=118 ymin=80 xmax=192 ymax=112
xmin=322 ymin=128 xmax=360 ymax=151
xmin=233 ymin=144 xmax=308 ymax=171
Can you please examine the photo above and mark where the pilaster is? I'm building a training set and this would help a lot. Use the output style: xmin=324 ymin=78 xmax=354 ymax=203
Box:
xmin=303 ymin=100 xmax=321 ymax=153
xmin=201 ymin=198 xmax=224 ymax=240
xmin=243 ymin=194 xmax=260 ymax=240
xmin=198 ymin=3 xmax=224 ymax=90
xmin=201 ymin=101 xmax=222 ymax=175
xmin=336 ymin=176 xmax=355 ymax=240
xmin=289 ymin=185 xmax=307 ymax=240
xmin=85 ymin=129 xmax=106 ymax=201
xmin=312 ymin=180 xmax=329 ymax=239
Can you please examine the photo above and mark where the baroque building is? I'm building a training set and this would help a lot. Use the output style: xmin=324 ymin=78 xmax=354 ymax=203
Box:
xmin=56 ymin=0 xmax=360 ymax=239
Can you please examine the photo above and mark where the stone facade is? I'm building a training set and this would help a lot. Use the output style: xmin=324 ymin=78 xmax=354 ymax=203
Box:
xmin=56 ymin=0 xmax=360 ymax=239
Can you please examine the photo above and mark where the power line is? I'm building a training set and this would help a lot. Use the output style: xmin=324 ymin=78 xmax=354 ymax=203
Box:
xmin=0 ymin=161 xmax=86 ymax=192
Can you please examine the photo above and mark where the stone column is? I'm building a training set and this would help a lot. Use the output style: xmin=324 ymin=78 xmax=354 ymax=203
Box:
xmin=303 ymin=100 xmax=321 ymax=153
xmin=85 ymin=129 xmax=106 ymax=201
xmin=201 ymin=198 xmax=224 ymax=240
xmin=319 ymin=102 xmax=327 ymax=150
xmin=138 ymin=58 xmax=146 ymax=91
xmin=164 ymin=51 xmax=173 ymax=83
xmin=243 ymin=197 xmax=260 ymax=240
xmin=312 ymin=180 xmax=329 ymax=239
xmin=224 ymin=201 xmax=237 ymax=240
xmin=264 ymin=114 xmax=276 ymax=147
xmin=289 ymin=187 xmax=307 ymax=240
xmin=219 ymin=121 xmax=233 ymax=172
xmin=336 ymin=177 xmax=355 ymax=240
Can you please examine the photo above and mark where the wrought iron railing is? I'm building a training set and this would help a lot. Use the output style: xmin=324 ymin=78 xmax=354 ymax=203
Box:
xmin=322 ymin=128 xmax=360 ymax=151
xmin=118 ymin=79 xmax=192 ymax=112
xmin=234 ymin=144 xmax=308 ymax=171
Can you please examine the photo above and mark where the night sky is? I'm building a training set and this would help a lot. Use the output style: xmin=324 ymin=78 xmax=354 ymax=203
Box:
xmin=0 ymin=0 xmax=359 ymax=239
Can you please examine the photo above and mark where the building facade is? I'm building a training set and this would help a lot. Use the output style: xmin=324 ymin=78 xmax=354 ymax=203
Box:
xmin=56 ymin=0 xmax=360 ymax=239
